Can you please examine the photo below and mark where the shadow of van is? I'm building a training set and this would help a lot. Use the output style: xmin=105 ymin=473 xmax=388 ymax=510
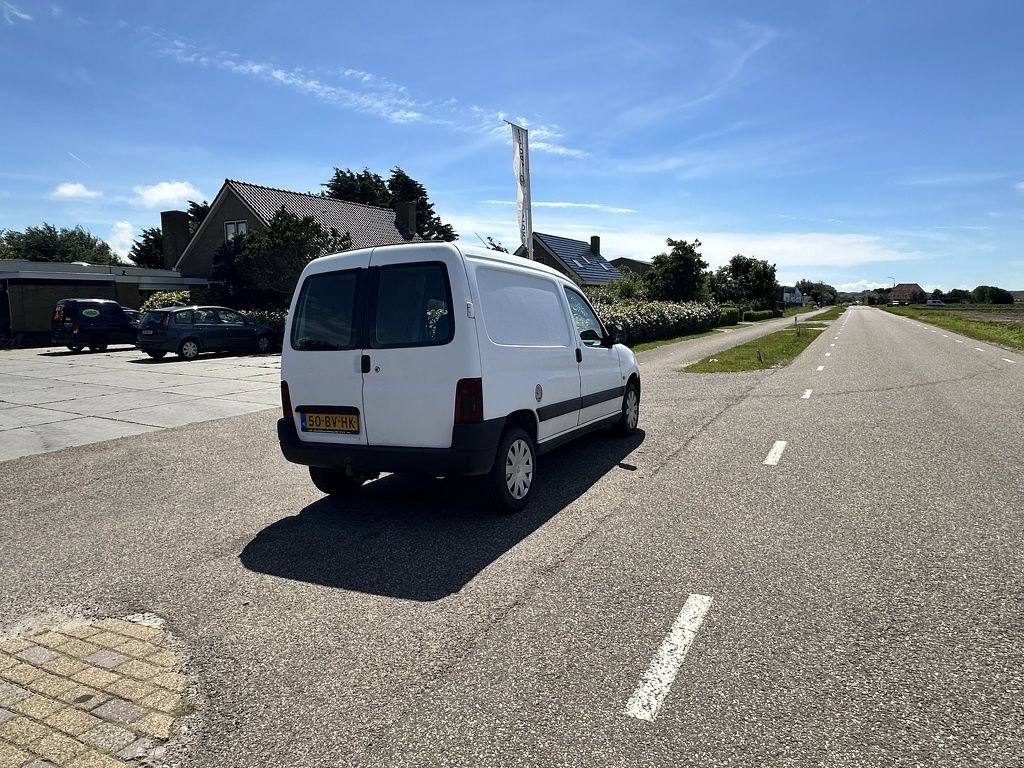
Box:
xmin=239 ymin=429 xmax=645 ymax=602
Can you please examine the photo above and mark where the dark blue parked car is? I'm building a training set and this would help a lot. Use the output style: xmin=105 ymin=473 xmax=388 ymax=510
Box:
xmin=136 ymin=305 xmax=275 ymax=360
xmin=52 ymin=298 xmax=137 ymax=352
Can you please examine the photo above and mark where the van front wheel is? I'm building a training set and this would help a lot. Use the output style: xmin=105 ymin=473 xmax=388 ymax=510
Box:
xmin=309 ymin=466 xmax=365 ymax=496
xmin=490 ymin=427 xmax=535 ymax=513
xmin=613 ymin=380 xmax=640 ymax=436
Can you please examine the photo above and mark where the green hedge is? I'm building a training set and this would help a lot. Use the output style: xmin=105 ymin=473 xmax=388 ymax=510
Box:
xmin=240 ymin=309 xmax=288 ymax=343
xmin=743 ymin=309 xmax=782 ymax=322
xmin=718 ymin=305 xmax=740 ymax=325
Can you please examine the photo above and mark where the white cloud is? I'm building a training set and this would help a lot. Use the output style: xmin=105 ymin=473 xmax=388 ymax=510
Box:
xmin=3 ymin=2 xmax=32 ymax=24
xmin=51 ymin=182 xmax=101 ymax=199
xmin=132 ymin=180 xmax=201 ymax=208
xmin=696 ymin=231 xmax=928 ymax=270
xmin=1015 ymin=181 xmax=1024 ymax=192
xmin=482 ymin=200 xmax=636 ymax=214
xmin=107 ymin=221 xmax=135 ymax=258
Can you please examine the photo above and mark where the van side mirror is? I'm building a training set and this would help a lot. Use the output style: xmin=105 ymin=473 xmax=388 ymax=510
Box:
xmin=609 ymin=322 xmax=626 ymax=345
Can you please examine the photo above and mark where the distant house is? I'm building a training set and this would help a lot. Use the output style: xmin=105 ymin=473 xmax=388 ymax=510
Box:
xmin=168 ymin=179 xmax=422 ymax=278
xmin=1010 ymin=290 xmax=1024 ymax=303
xmin=609 ymin=256 xmax=652 ymax=277
xmin=780 ymin=286 xmax=805 ymax=306
xmin=514 ymin=232 xmax=623 ymax=287
xmin=891 ymin=282 xmax=926 ymax=303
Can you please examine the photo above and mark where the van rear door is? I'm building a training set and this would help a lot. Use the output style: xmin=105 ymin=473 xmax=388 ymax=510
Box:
xmin=286 ymin=253 xmax=371 ymax=447
xmin=361 ymin=247 xmax=466 ymax=448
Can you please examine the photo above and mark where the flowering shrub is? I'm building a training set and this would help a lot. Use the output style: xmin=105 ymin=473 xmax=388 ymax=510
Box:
xmin=140 ymin=291 xmax=191 ymax=312
xmin=238 ymin=309 xmax=288 ymax=343
xmin=595 ymin=299 xmax=723 ymax=345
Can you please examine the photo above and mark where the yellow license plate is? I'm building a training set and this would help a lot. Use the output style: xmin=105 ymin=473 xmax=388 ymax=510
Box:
xmin=302 ymin=412 xmax=360 ymax=434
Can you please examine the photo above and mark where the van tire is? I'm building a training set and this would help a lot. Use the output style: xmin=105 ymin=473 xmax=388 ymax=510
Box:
xmin=145 ymin=351 xmax=167 ymax=360
xmin=178 ymin=339 xmax=200 ymax=360
xmin=490 ymin=427 xmax=535 ymax=512
xmin=66 ymin=345 xmax=83 ymax=353
xmin=309 ymin=466 xmax=365 ymax=496
xmin=613 ymin=380 xmax=640 ymax=437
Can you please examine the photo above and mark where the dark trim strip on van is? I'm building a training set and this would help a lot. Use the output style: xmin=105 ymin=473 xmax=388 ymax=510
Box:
xmin=536 ymin=386 xmax=624 ymax=423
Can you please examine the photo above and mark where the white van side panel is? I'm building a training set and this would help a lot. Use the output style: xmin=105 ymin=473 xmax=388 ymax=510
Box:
xmin=471 ymin=261 xmax=581 ymax=441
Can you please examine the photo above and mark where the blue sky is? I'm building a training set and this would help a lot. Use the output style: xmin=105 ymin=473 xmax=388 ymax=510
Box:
xmin=1 ymin=0 xmax=1021 ymax=293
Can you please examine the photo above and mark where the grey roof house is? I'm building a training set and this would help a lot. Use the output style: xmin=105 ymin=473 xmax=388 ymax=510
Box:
xmin=167 ymin=179 xmax=422 ymax=278
xmin=514 ymin=232 xmax=623 ymax=286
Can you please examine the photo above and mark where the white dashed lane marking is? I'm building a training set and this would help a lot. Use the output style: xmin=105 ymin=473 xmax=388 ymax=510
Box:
xmin=802 ymin=389 xmax=812 ymax=399
xmin=975 ymin=348 xmax=986 ymax=352
xmin=1003 ymin=358 xmax=1016 ymax=364
xmin=625 ymin=594 xmax=713 ymax=723
xmin=763 ymin=441 xmax=788 ymax=466
xmin=816 ymin=365 xmax=825 ymax=371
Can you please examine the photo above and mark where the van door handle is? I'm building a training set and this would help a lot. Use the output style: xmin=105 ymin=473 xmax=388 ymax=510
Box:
xmin=361 ymin=354 xmax=371 ymax=373
xmin=575 ymin=348 xmax=582 ymax=363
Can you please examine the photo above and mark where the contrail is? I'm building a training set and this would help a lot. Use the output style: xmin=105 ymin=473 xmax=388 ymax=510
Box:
xmin=68 ymin=151 xmax=90 ymax=168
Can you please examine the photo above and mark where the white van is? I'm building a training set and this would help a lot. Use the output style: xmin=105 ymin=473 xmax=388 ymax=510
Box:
xmin=277 ymin=241 xmax=641 ymax=511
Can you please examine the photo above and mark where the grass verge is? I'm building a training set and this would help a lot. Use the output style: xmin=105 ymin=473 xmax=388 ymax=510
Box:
xmin=684 ymin=325 xmax=825 ymax=372
xmin=881 ymin=306 xmax=1024 ymax=350
xmin=632 ymin=328 xmax=728 ymax=353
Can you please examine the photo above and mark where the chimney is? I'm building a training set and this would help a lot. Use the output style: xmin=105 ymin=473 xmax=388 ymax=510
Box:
xmin=590 ymin=235 xmax=600 ymax=256
xmin=160 ymin=210 xmax=191 ymax=270
xmin=395 ymin=201 xmax=417 ymax=240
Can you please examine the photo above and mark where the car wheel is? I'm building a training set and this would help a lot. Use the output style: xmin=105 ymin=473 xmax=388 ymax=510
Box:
xmin=489 ymin=427 xmax=535 ymax=512
xmin=178 ymin=339 xmax=200 ymax=360
xmin=309 ymin=466 xmax=366 ymax=496
xmin=613 ymin=379 xmax=640 ymax=436
xmin=255 ymin=334 xmax=272 ymax=354
xmin=145 ymin=350 xmax=167 ymax=360
xmin=66 ymin=345 xmax=83 ymax=353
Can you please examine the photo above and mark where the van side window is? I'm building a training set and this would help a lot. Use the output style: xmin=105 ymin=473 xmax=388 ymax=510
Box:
xmin=290 ymin=270 xmax=360 ymax=351
xmin=477 ymin=267 xmax=570 ymax=347
xmin=563 ymin=288 xmax=606 ymax=347
xmin=371 ymin=263 xmax=452 ymax=348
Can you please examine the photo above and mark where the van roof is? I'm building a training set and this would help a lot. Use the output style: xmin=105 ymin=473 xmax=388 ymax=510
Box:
xmin=308 ymin=241 xmax=572 ymax=283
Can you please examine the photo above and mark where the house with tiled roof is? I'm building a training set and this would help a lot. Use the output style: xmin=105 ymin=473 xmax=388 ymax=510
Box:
xmin=891 ymin=282 xmax=926 ymax=304
xmin=167 ymin=179 xmax=421 ymax=278
xmin=514 ymin=232 xmax=623 ymax=286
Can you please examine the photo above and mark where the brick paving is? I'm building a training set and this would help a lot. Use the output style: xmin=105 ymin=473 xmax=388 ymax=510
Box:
xmin=0 ymin=617 xmax=192 ymax=768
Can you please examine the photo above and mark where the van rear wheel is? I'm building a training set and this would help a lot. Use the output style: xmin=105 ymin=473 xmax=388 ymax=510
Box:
xmin=489 ymin=427 xmax=535 ymax=513
xmin=309 ymin=466 xmax=365 ymax=496
xmin=66 ymin=345 xmax=83 ymax=353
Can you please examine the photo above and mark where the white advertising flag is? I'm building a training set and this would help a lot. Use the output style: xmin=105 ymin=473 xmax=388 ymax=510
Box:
xmin=509 ymin=122 xmax=533 ymax=260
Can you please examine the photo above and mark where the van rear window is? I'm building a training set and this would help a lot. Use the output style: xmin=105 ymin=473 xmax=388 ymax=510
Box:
xmin=371 ymin=263 xmax=453 ymax=348
xmin=291 ymin=270 xmax=360 ymax=351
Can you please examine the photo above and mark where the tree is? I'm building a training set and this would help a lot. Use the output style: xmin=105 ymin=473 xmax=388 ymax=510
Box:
xmin=187 ymin=200 xmax=210 ymax=235
xmin=234 ymin=207 xmax=351 ymax=306
xmin=795 ymin=279 xmax=838 ymax=307
xmin=323 ymin=166 xmax=458 ymax=241
xmin=708 ymin=254 xmax=778 ymax=309
xmin=484 ymin=236 xmax=509 ymax=252
xmin=127 ymin=227 xmax=165 ymax=269
xmin=930 ymin=288 xmax=945 ymax=300
xmin=972 ymin=285 xmax=1013 ymax=304
xmin=945 ymin=288 xmax=972 ymax=303
xmin=0 ymin=223 xmax=121 ymax=265
xmin=322 ymin=168 xmax=389 ymax=207
xmin=642 ymin=238 xmax=709 ymax=302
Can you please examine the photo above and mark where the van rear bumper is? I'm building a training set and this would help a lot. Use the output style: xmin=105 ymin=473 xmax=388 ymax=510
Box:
xmin=277 ymin=417 xmax=505 ymax=477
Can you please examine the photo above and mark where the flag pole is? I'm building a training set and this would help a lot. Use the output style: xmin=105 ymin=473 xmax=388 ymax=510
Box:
xmin=507 ymin=121 xmax=533 ymax=260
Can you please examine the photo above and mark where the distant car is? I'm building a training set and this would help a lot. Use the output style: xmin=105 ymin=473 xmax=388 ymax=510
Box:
xmin=51 ymin=298 xmax=137 ymax=352
xmin=890 ymin=300 xmax=900 ymax=305
xmin=136 ymin=305 xmax=275 ymax=360
xmin=926 ymin=299 xmax=945 ymax=306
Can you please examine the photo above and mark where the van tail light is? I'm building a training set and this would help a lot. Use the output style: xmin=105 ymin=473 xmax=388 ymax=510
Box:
xmin=281 ymin=381 xmax=293 ymax=420
xmin=52 ymin=308 xmax=61 ymax=322
xmin=161 ymin=313 xmax=172 ymax=330
xmin=454 ymin=378 xmax=483 ymax=423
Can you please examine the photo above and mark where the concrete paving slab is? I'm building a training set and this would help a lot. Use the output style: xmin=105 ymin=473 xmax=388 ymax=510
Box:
xmin=0 ymin=405 xmax=78 ymax=430
xmin=114 ymin=398 xmax=272 ymax=429
xmin=31 ymin=390 xmax=198 ymax=417
xmin=229 ymin=389 xmax=284 ymax=407
xmin=0 ymin=418 xmax=161 ymax=462
xmin=155 ymin=379 xmax=274 ymax=398
xmin=1 ymin=383 xmax=127 ymax=405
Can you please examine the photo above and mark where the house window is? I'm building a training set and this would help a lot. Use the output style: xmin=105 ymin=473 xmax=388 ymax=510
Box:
xmin=224 ymin=220 xmax=248 ymax=241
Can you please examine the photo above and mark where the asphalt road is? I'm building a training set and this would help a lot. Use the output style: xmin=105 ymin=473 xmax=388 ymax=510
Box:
xmin=1 ymin=307 xmax=1021 ymax=767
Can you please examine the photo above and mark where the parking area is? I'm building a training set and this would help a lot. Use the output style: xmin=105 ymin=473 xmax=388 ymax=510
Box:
xmin=0 ymin=346 xmax=281 ymax=462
